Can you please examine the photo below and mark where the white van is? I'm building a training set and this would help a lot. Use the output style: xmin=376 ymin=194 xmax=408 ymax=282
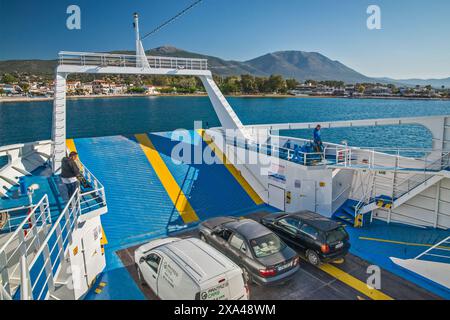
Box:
xmin=134 ymin=237 xmax=249 ymax=300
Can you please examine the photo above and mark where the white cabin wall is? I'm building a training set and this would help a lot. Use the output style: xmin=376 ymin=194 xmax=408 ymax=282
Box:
xmin=331 ymin=169 xmax=354 ymax=213
xmin=373 ymin=177 xmax=450 ymax=229
xmin=225 ymin=145 xmax=333 ymax=216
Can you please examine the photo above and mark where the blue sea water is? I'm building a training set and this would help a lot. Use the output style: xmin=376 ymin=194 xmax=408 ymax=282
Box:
xmin=1 ymin=96 xmax=450 ymax=148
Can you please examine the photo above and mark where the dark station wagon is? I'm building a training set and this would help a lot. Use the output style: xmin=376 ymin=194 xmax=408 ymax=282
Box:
xmin=199 ymin=217 xmax=300 ymax=286
xmin=260 ymin=211 xmax=350 ymax=265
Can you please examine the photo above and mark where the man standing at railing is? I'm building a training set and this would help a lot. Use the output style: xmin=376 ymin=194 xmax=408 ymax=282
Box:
xmin=313 ymin=124 xmax=324 ymax=157
xmin=61 ymin=151 xmax=82 ymax=200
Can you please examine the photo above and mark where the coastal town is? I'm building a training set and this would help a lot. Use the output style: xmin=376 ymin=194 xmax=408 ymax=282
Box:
xmin=0 ymin=71 xmax=449 ymax=100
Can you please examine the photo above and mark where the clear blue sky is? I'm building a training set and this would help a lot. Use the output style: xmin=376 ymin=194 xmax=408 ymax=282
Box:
xmin=1 ymin=0 xmax=449 ymax=79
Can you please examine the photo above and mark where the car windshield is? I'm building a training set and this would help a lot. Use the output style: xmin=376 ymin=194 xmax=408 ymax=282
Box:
xmin=326 ymin=227 xmax=348 ymax=243
xmin=250 ymin=233 xmax=286 ymax=258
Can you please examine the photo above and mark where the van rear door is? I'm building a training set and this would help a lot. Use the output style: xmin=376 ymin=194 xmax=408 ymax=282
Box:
xmin=199 ymin=276 xmax=232 ymax=300
xmin=226 ymin=269 xmax=248 ymax=300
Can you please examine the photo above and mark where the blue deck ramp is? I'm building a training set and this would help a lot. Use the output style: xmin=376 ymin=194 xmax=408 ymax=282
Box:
xmin=73 ymin=135 xmax=183 ymax=249
xmin=345 ymin=220 xmax=450 ymax=298
xmin=148 ymin=131 xmax=273 ymax=220
xmin=73 ymin=132 xmax=275 ymax=299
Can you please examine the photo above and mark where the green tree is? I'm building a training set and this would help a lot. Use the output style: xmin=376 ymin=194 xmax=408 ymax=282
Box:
xmin=1 ymin=73 xmax=17 ymax=84
xmin=266 ymin=75 xmax=286 ymax=93
xmin=128 ymin=87 xmax=146 ymax=94
xmin=285 ymin=78 xmax=299 ymax=90
xmin=240 ymin=74 xmax=256 ymax=94
xmin=220 ymin=76 xmax=240 ymax=94
xmin=254 ymin=77 xmax=267 ymax=93
xmin=304 ymin=79 xmax=317 ymax=86
xmin=20 ymin=82 xmax=30 ymax=93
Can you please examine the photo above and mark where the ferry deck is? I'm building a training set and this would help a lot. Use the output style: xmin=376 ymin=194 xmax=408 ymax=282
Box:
xmin=1 ymin=128 xmax=449 ymax=300
xmin=1 ymin=27 xmax=449 ymax=300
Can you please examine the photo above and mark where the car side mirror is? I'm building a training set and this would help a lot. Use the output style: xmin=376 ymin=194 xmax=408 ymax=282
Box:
xmin=139 ymin=257 xmax=145 ymax=264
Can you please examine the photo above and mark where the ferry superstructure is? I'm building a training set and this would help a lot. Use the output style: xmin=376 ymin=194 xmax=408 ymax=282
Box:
xmin=0 ymin=14 xmax=449 ymax=300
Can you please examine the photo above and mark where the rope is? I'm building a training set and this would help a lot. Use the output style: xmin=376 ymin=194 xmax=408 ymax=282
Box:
xmin=141 ymin=0 xmax=203 ymax=41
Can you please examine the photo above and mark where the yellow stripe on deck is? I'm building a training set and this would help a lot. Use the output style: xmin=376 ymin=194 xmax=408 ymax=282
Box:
xmin=318 ymin=263 xmax=393 ymax=300
xmin=66 ymin=138 xmax=84 ymax=170
xmin=359 ymin=237 xmax=450 ymax=250
xmin=66 ymin=139 xmax=77 ymax=153
xmin=135 ymin=133 xmax=199 ymax=224
xmin=101 ymin=227 xmax=108 ymax=245
xmin=197 ymin=129 xmax=264 ymax=205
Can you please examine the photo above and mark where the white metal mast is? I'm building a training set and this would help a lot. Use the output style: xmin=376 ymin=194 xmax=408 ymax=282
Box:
xmin=133 ymin=13 xmax=150 ymax=69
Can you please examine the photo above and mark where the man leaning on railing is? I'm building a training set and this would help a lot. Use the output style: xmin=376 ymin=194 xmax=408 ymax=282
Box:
xmin=61 ymin=151 xmax=82 ymax=200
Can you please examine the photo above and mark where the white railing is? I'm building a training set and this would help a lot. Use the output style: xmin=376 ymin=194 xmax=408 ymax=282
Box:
xmin=415 ymin=236 xmax=450 ymax=263
xmin=222 ymin=134 xmax=325 ymax=166
xmin=332 ymin=145 xmax=449 ymax=172
xmin=58 ymin=51 xmax=208 ymax=70
xmin=0 ymin=190 xmax=81 ymax=300
xmin=352 ymin=152 xmax=450 ymax=217
xmin=27 ymin=189 xmax=81 ymax=300
xmin=0 ymin=195 xmax=52 ymax=299
xmin=391 ymin=152 xmax=449 ymax=199
xmin=79 ymin=165 xmax=106 ymax=215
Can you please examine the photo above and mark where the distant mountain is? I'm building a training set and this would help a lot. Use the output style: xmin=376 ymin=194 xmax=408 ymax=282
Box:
xmin=0 ymin=59 xmax=57 ymax=75
xmin=375 ymin=77 xmax=450 ymax=88
xmin=243 ymin=51 xmax=373 ymax=83
xmin=0 ymin=46 xmax=448 ymax=87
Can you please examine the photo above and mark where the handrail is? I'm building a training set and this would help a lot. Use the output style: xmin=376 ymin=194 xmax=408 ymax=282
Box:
xmin=332 ymin=184 xmax=352 ymax=203
xmin=0 ymin=194 xmax=51 ymax=299
xmin=58 ymin=51 xmax=208 ymax=70
xmin=27 ymin=188 xmax=81 ymax=300
xmin=220 ymin=133 xmax=326 ymax=167
xmin=415 ymin=236 xmax=450 ymax=261
xmin=0 ymin=195 xmax=50 ymax=253
xmin=393 ymin=152 xmax=450 ymax=198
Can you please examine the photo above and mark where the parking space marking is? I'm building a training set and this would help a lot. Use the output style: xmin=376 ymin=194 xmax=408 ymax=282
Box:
xmin=359 ymin=236 xmax=450 ymax=250
xmin=318 ymin=263 xmax=393 ymax=300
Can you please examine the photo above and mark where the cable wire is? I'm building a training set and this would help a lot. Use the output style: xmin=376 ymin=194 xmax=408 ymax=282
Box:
xmin=140 ymin=0 xmax=203 ymax=41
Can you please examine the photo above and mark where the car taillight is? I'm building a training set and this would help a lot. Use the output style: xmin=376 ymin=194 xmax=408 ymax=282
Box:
xmin=259 ymin=268 xmax=277 ymax=277
xmin=245 ymin=284 xmax=250 ymax=299
xmin=321 ymin=244 xmax=330 ymax=254
xmin=293 ymin=257 xmax=300 ymax=266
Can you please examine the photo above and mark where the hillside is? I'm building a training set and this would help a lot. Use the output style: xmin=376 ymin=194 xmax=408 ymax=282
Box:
xmin=0 ymin=46 xmax=448 ymax=86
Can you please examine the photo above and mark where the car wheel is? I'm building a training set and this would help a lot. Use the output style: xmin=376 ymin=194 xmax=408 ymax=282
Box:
xmin=241 ymin=266 xmax=252 ymax=285
xmin=136 ymin=265 xmax=147 ymax=286
xmin=306 ymin=250 xmax=321 ymax=266
xmin=200 ymin=233 xmax=208 ymax=243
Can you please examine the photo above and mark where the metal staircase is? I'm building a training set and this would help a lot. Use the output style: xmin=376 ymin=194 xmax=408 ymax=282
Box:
xmin=333 ymin=152 xmax=450 ymax=227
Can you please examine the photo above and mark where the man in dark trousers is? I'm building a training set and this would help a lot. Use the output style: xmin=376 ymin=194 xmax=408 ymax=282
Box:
xmin=313 ymin=124 xmax=324 ymax=155
xmin=61 ymin=151 xmax=82 ymax=199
